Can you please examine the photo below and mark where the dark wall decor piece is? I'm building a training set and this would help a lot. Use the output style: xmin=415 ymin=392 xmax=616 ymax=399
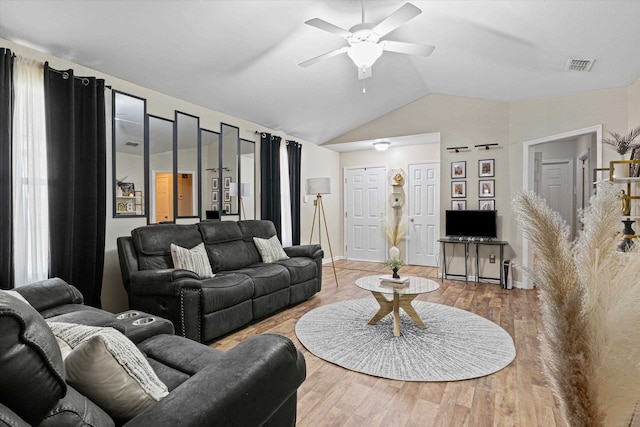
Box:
xmin=451 ymin=161 xmax=466 ymax=179
xmin=452 ymin=181 xmax=466 ymax=198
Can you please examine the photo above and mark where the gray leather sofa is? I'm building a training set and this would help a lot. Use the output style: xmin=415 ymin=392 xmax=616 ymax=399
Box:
xmin=0 ymin=278 xmax=306 ymax=427
xmin=117 ymin=220 xmax=323 ymax=343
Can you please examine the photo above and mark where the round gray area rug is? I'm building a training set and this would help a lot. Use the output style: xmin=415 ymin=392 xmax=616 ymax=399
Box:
xmin=295 ymin=298 xmax=516 ymax=381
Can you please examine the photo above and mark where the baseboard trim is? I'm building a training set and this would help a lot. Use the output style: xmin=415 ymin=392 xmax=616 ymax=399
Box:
xmin=322 ymin=256 xmax=345 ymax=264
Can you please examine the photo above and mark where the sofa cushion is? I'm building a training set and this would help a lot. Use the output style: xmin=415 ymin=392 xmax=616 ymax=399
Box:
xmin=0 ymin=292 xmax=66 ymax=426
xmin=170 ymin=242 xmax=214 ymax=278
xmin=132 ymin=224 xmax=202 ymax=270
xmin=48 ymin=322 xmax=169 ymax=421
xmin=198 ymin=221 xmax=260 ymax=271
xmin=277 ymin=257 xmax=318 ymax=285
xmin=234 ymin=264 xmax=290 ymax=298
xmin=200 ymin=273 xmax=255 ymax=313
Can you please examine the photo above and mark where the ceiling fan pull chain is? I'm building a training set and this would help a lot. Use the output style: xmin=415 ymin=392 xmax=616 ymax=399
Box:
xmin=361 ymin=0 xmax=365 ymax=24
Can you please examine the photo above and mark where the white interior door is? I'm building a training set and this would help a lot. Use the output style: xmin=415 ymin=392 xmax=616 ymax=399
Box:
xmin=345 ymin=167 xmax=387 ymax=262
xmin=540 ymin=159 xmax=575 ymax=236
xmin=408 ymin=162 xmax=440 ymax=266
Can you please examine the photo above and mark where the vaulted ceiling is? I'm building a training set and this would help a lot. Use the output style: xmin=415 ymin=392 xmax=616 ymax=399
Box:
xmin=1 ymin=1 xmax=639 ymax=145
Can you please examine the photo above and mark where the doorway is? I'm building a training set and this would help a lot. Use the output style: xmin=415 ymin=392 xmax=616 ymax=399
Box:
xmin=522 ymin=125 xmax=602 ymax=288
xmin=344 ymin=166 xmax=387 ymax=262
xmin=407 ymin=162 xmax=441 ymax=266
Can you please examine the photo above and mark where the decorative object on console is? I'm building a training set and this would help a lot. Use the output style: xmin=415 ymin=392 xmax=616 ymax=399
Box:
xmin=306 ymin=177 xmax=338 ymax=286
xmin=604 ymin=125 xmax=640 ymax=178
xmin=451 ymin=161 xmax=466 ymax=179
xmin=514 ymin=185 xmax=640 ymax=426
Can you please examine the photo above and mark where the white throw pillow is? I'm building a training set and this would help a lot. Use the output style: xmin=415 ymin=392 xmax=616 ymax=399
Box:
xmin=253 ymin=235 xmax=290 ymax=263
xmin=48 ymin=322 xmax=169 ymax=421
xmin=170 ymin=242 xmax=215 ymax=278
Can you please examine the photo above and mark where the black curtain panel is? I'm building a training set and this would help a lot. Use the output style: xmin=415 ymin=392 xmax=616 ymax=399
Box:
xmin=0 ymin=49 xmax=13 ymax=289
xmin=44 ymin=64 xmax=106 ymax=307
xmin=287 ymin=141 xmax=302 ymax=245
xmin=260 ymin=132 xmax=282 ymax=239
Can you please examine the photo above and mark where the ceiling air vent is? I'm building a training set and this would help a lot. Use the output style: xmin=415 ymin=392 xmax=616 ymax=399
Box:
xmin=566 ymin=58 xmax=595 ymax=72
xmin=125 ymin=141 xmax=140 ymax=147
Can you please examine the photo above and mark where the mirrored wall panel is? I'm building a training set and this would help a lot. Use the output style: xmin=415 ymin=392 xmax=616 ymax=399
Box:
xmin=148 ymin=115 xmax=175 ymax=224
xmin=176 ymin=112 xmax=200 ymax=218
xmin=240 ymin=138 xmax=255 ymax=219
xmin=220 ymin=123 xmax=239 ymax=216
xmin=201 ymin=129 xmax=220 ymax=220
xmin=113 ymin=91 xmax=146 ymax=217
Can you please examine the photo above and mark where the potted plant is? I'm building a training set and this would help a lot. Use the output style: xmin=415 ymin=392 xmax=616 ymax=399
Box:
xmin=603 ymin=126 xmax=640 ymax=178
xmin=384 ymin=257 xmax=405 ymax=279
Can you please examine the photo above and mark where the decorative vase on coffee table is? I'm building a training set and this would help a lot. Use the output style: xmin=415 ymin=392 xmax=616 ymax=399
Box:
xmin=392 ymin=267 xmax=400 ymax=279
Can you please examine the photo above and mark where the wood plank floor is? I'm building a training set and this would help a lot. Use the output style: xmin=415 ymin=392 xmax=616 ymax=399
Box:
xmin=211 ymin=260 xmax=565 ymax=427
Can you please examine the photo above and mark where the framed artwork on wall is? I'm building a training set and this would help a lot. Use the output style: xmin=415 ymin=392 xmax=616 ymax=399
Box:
xmin=452 ymin=181 xmax=466 ymax=198
xmin=223 ymin=203 xmax=231 ymax=213
xmin=212 ymin=191 xmax=218 ymax=203
xmin=451 ymin=161 xmax=466 ymax=179
xmin=479 ymin=179 xmax=495 ymax=197
xmin=478 ymin=159 xmax=495 ymax=177
xmin=224 ymin=190 xmax=231 ymax=202
xmin=224 ymin=176 xmax=231 ymax=189
xmin=451 ymin=200 xmax=466 ymax=210
xmin=479 ymin=199 xmax=495 ymax=210
xmin=211 ymin=177 xmax=219 ymax=190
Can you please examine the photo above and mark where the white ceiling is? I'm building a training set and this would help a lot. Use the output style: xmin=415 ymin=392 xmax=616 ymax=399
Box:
xmin=1 ymin=1 xmax=640 ymax=145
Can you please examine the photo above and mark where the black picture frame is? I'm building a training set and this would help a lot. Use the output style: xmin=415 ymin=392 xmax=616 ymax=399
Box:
xmin=452 ymin=181 xmax=466 ymax=198
xmin=451 ymin=200 xmax=466 ymax=210
xmin=479 ymin=179 xmax=495 ymax=198
xmin=451 ymin=161 xmax=466 ymax=179
xmin=479 ymin=199 xmax=495 ymax=210
xmin=478 ymin=159 xmax=495 ymax=177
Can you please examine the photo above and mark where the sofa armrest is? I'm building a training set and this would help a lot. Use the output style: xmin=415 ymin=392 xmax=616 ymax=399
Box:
xmin=284 ymin=244 xmax=323 ymax=259
xmin=13 ymin=278 xmax=83 ymax=312
xmin=127 ymin=270 xmax=202 ymax=297
xmin=0 ymin=403 xmax=30 ymax=427
xmin=124 ymin=334 xmax=306 ymax=427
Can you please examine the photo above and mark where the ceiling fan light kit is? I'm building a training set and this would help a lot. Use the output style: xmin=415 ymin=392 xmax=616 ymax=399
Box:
xmin=300 ymin=2 xmax=435 ymax=82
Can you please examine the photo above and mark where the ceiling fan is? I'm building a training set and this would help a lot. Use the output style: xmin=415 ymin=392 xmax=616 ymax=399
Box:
xmin=299 ymin=1 xmax=435 ymax=80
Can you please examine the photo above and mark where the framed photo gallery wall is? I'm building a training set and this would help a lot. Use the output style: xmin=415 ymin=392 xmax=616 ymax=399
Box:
xmin=450 ymin=158 xmax=496 ymax=210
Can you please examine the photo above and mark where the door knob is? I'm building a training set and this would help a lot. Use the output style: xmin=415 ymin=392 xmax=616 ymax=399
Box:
xmin=410 ymin=218 xmax=414 ymax=222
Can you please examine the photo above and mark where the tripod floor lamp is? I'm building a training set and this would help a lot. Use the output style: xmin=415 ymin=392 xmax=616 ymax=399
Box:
xmin=306 ymin=177 xmax=338 ymax=287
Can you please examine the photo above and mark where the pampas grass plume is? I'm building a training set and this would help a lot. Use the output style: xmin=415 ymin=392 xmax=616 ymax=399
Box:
xmin=514 ymin=184 xmax=640 ymax=426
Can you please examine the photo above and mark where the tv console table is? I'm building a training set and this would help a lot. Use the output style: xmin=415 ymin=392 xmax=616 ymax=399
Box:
xmin=438 ymin=239 xmax=508 ymax=285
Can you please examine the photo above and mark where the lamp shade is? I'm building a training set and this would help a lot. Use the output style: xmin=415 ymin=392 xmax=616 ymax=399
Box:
xmin=306 ymin=177 xmax=331 ymax=195
xmin=228 ymin=182 xmax=238 ymax=197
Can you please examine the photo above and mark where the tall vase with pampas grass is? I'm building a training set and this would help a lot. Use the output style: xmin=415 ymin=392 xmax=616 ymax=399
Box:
xmin=514 ymin=184 xmax=640 ymax=427
xmin=385 ymin=216 xmax=406 ymax=259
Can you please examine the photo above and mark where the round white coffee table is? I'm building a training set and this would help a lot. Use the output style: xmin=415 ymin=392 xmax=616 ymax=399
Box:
xmin=355 ymin=275 xmax=440 ymax=337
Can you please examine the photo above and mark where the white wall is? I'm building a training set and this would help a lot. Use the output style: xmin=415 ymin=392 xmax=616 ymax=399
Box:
xmin=328 ymin=80 xmax=640 ymax=285
xmin=3 ymin=37 xmax=340 ymax=312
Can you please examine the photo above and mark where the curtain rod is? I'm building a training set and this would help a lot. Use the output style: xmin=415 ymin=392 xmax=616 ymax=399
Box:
xmin=45 ymin=65 xmax=111 ymax=88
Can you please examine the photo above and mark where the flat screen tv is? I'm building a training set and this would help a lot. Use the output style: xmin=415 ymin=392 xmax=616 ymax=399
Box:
xmin=445 ymin=210 xmax=497 ymax=239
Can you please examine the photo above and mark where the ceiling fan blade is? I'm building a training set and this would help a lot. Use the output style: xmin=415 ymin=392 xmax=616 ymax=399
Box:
xmin=372 ymin=3 xmax=421 ymax=38
xmin=305 ymin=18 xmax=352 ymax=39
xmin=299 ymin=47 xmax=349 ymax=68
xmin=358 ymin=66 xmax=372 ymax=80
xmin=382 ymin=40 xmax=435 ymax=57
